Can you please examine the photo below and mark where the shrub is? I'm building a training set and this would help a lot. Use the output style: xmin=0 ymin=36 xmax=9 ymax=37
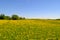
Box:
xmin=4 ymin=16 xmax=11 ymax=20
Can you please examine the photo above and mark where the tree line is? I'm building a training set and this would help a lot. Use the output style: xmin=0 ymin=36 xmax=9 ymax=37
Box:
xmin=0 ymin=14 xmax=25 ymax=20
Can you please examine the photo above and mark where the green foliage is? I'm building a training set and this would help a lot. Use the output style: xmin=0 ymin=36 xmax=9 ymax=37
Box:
xmin=56 ymin=19 xmax=60 ymax=20
xmin=22 ymin=17 xmax=25 ymax=19
xmin=11 ymin=15 xmax=20 ymax=20
xmin=20 ymin=17 xmax=25 ymax=20
xmin=0 ymin=14 xmax=5 ymax=19
xmin=4 ymin=16 xmax=11 ymax=20
xmin=0 ymin=14 xmax=25 ymax=20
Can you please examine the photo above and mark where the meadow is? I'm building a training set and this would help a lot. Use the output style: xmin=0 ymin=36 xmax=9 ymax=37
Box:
xmin=0 ymin=20 xmax=60 ymax=40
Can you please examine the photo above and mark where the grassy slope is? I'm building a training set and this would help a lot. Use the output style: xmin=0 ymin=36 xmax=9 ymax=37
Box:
xmin=0 ymin=20 xmax=60 ymax=40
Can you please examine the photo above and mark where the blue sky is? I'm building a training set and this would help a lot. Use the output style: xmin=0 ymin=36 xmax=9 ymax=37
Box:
xmin=0 ymin=0 xmax=60 ymax=19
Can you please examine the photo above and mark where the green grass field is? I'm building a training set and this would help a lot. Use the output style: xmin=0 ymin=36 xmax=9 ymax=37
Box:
xmin=0 ymin=20 xmax=60 ymax=40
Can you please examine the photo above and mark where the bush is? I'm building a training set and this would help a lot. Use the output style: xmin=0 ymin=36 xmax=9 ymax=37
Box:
xmin=56 ymin=19 xmax=60 ymax=20
xmin=4 ymin=16 xmax=11 ymax=20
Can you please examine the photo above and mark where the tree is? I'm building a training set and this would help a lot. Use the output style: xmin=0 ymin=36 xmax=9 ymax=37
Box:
xmin=11 ymin=14 xmax=19 ymax=20
xmin=4 ymin=16 xmax=11 ymax=20
xmin=22 ymin=17 xmax=25 ymax=19
xmin=19 ymin=17 xmax=25 ymax=19
xmin=0 ymin=14 xmax=25 ymax=20
xmin=0 ymin=14 xmax=5 ymax=19
xmin=20 ymin=17 xmax=23 ymax=19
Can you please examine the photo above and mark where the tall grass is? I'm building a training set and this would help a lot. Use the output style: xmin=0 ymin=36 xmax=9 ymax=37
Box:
xmin=0 ymin=20 xmax=60 ymax=40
